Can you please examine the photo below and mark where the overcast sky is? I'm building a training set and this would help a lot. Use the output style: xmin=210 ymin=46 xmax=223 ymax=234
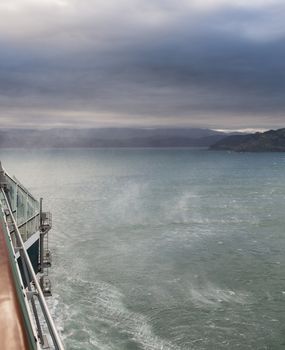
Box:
xmin=0 ymin=0 xmax=284 ymax=130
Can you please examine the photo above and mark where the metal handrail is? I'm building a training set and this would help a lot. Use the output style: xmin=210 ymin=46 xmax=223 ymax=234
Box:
xmin=1 ymin=189 xmax=64 ymax=350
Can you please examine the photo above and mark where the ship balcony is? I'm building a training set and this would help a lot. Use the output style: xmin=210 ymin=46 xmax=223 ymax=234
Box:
xmin=43 ymin=249 xmax=52 ymax=268
xmin=40 ymin=212 xmax=52 ymax=233
xmin=40 ymin=276 xmax=52 ymax=297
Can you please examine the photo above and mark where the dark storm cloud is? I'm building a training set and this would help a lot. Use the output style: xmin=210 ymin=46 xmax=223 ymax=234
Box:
xmin=0 ymin=0 xmax=284 ymax=128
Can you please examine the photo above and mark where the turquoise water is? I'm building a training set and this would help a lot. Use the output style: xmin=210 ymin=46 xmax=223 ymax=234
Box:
xmin=1 ymin=148 xmax=285 ymax=349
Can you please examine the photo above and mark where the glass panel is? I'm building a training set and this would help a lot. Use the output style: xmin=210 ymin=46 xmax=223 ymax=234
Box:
xmin=5 ymin=175 xmax=40 ymax=239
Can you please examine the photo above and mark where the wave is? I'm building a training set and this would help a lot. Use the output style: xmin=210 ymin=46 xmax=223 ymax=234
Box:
xmin=186 ymin=282 xmax=250 ymax=308
xmin=54 ymin=278 xmax=182 ymax=350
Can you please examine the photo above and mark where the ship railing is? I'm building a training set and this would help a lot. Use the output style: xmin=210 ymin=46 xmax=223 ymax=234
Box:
xmin=8 ymin=212 xmax=40 ymax=243
xmin=1 ymin=188 xmax=64 ymax=350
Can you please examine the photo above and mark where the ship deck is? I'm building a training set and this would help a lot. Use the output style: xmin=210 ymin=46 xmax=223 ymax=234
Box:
xmin=0 ymin=222 xmax=32 ymax=350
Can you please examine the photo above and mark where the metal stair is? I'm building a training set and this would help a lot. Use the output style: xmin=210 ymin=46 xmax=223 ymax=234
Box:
xmin=39 ymin=201 xmax=53 ymax=297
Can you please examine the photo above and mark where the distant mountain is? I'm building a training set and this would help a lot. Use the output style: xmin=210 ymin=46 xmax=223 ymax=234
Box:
xmin=210 ymin=128 xmax=285 ymax=152
xmin=0 ymin=128 xmax=240 ymax=148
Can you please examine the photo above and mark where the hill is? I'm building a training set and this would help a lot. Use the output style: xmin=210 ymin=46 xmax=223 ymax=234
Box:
xmin=210 ymin=128 xmax=285 ymax=152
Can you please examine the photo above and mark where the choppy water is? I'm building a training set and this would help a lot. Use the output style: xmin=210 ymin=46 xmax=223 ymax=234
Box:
xmin=1 ymin=148 xmax=285 ymax=349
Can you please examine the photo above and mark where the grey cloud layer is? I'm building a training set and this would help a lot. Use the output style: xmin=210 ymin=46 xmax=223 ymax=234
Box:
xmin=0 ymin=0 xmax=284 ymax=128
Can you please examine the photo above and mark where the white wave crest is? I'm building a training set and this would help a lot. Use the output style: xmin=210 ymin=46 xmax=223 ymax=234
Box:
xmin=187 ymin=282 xmax=250 ymax=308
xmin=57 ymin=278 xmax=182 ymax=350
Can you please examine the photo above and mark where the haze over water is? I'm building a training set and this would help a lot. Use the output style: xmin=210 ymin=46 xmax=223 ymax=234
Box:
xmin=1 ymin=148 xmax=285 ymax=349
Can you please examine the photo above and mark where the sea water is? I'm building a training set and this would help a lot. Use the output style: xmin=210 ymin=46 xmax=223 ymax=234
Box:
xmin=1 ymin=148 xmax=285 ymax=350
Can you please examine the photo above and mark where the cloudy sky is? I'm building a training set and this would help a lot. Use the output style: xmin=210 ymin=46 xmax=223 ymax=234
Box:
xmin=0 ymin=0 xmax=284 ymax=130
